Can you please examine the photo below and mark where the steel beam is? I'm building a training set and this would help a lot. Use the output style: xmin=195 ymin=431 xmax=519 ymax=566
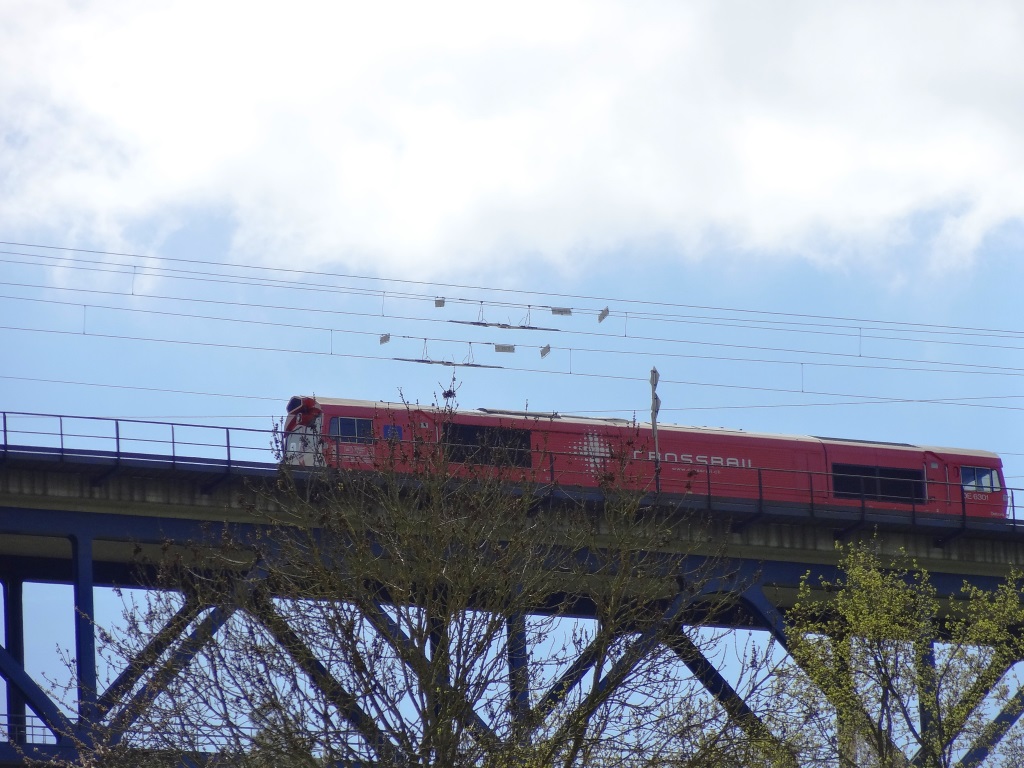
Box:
xmin=249 ymin=591 xmax=405 ymax=766
xmin=507 ymin=613 xmax=530 ymax=727
xmin=361 ymin=599 xmax=499 ymax=749
xmin=97 ymin=596 xmax=205 ymax=715
xmin=741 ymin=582 xmax=913 ymax=767
xmin=528 ymin=588 xmax=692 ymax=739
xmin=0 ymin=643 xmax=72 ymax=742
xmin=740 ymin=584 xmax=790 ymax=646
xmin=911 ymin=655 xmax=1015 ymax=767
xmin=529 ymin=625 xmax=611 ymax=726
xmin=916 ymin=640 xmax=938 ymax=767
xmin=666 ymin=628 xmax=796 ymax=768
xmin=957 ymin=682 xmax=1024 ymax=768
xmin=2 ymin=578 xmax=26 ymax=745
xmin=107 ymin=605 xmax=236 ymax=744
xmin=71 ymin=533 xmax=98 ymax=736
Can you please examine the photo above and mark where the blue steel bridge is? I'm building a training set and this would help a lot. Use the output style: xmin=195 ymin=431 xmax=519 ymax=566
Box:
xmin=2 ymin=411 xmax=1024 ymax=766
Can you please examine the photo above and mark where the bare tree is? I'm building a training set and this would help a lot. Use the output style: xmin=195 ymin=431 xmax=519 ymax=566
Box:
xmin=51 ymin=400 xmax=794 ymax=767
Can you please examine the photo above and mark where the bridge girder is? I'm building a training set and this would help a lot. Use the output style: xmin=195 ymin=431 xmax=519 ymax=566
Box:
xmin=3 ymin=454 xmax=1024 ymax=766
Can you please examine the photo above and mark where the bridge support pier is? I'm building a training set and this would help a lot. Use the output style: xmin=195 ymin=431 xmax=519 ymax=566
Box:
xmin=2 ymin=578 xmax=25 ymax=746
xmin=506 ymin=612 xmax=530 ymax=729
xmin=72 ymin=533 xmax=97 ymax=740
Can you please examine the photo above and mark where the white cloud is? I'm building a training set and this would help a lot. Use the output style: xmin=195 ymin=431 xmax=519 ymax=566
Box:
xmin=2 ymin=0 xmax=1024 ymax=278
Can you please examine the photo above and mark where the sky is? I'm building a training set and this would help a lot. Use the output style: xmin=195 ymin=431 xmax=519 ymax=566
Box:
xmin=3 ymin=0 xmax=1024 ymax=733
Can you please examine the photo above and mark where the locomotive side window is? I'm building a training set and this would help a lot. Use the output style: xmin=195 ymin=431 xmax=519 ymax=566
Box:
xmin=962 ymin=466 xmax=1000 ymax=492
xmin=329 ymin=417 xmax=374 ymax=444
xmin=442 ymin=423 xmax=531 ymax=467
xmin=832 ymin=464 xmax=925 ymax=504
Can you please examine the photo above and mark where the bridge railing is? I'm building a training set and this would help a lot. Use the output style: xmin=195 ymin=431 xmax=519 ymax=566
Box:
xmin=680 ymin=464 xmax=1022 ymax=526
xmin=0 ymin=709 xmax=364 ymax=753
xmin=0 ymin=711 xmax=58 ymax=745
xmin=0 ymin=411 xmax=278 ymax=469
xmin=2 ymin=410 xmax=1020 ymax=524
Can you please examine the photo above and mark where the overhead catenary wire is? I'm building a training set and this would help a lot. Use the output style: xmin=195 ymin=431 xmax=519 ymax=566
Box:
xmin=4 ymin=244 xmax=1024 ymax=341
xmin=9 ymin=277 xmax=1024 ymax=359
xmin=0 ymin=374 xmax=281 ymax=402
xmin=6 ymin=374 xmax=1024 ymax=442
xmin=5 ymin=374 xmax=1024 ymax=418
xmin=2 ymin=239 xmax=1022 ymax=471
xmin=7 ymin=251 xmax=1024 ymax=377
xmin=5 ymin=292 xmax=1024 ymax=380
xmin=5 ymin=324 xmax=1024 ymax=412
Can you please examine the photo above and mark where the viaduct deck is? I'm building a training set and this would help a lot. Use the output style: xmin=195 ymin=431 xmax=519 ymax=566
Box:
xmin=3 ymin=442 xmax=1024 ymax=766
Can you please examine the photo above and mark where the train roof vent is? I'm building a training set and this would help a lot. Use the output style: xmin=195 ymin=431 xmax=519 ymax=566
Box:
xmin=477 ymin=408 xmax=561 ymax=419
xmin=688 ymin=425 xmax=745 ymax=432
xmin=476 ymin=408 xmax=632 ymax=425
xmin=814 ymin=435 xmax=916 ymax=448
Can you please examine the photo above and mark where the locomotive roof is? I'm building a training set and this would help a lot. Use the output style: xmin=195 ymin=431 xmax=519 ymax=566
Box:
xmin=303 ymin=396 xmax=999 ymax=460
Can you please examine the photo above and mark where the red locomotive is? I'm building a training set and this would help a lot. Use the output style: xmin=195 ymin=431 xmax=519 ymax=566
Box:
xmin=284 ymin=396 xmax=1009 ymax=520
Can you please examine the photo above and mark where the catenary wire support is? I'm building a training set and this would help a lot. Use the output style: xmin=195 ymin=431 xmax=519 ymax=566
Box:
xmin=651 ymin=367 xmax=661 ymax=494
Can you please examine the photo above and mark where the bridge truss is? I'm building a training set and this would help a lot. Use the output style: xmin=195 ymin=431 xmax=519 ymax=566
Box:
xmin=3 ymin=414 xmax=1024 ymax=766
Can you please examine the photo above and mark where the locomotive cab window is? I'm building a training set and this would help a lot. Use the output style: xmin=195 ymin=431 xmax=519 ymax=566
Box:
xmin=442 ymin=423 xmax=531 ymax=467
xmin=329 ymin=417 xmax=374 ymax=444
xmin=832 ymin=464 xmax=925 ymax=504
xmin=962 ymin=466 xmax=1000 ymax=492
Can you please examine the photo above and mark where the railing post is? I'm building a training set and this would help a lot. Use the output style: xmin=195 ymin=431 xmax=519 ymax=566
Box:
xmin=706 ymin=469 xmax=712 ymax=511
xmin=2 ymin=411 xmax=7 ymax=458
xmin=757 ymin=468 xmax=763 ymax=515
xmin=808 ymin=471 xmax=815 ymax=516
xmin=114 ymin=420 xmax=120 ymax=457
xmin=171 ymin=424 xmax=177 ymax=467
xmin=59 ymin=416 xmax=65 ymax=456
xmin=226 ymin=428 xmax=232 ymax=467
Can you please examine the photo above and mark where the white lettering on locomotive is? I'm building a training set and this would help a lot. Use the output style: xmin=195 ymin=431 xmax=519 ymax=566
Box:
xmin=633 ymin=450 xmax=753 ymax=468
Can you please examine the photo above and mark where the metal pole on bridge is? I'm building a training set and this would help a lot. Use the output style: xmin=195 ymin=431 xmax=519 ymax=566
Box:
xmin=651 ymin=367 xmax=661 ymax=494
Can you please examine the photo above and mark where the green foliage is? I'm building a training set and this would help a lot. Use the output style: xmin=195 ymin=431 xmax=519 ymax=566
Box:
xmin=784 ymin=539 xmax=1024 ymax=768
